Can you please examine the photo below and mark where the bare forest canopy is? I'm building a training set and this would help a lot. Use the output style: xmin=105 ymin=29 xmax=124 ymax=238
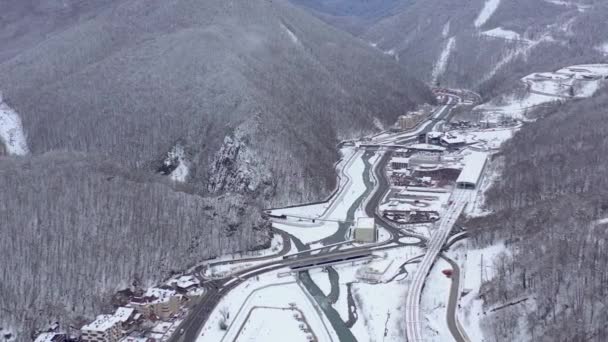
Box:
xmin=468 ymin=89 xmax=608 ymax=341
xmin=0 ymin=0 xmax=433 ymax=337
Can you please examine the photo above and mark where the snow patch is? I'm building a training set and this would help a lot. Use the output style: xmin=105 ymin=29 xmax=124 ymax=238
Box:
xmin=282 ymin=24 xmax=300 ymax=45
xmin=481 ymin=27 xmax=521 ymax=41
xmin=0 ymin=93 xmax=29 ymax=156
xmin=474 ymin=0 xmax=501 ymax=28
xmin=442 ymin=21 xmax=451 ymax=38
xmin=431 ymin=37 xmax=456 ymax=84
xmin=163 ymin=144 xmax=189 ymax=182
xmin=372 ymin=117 xmax=384 ymax=131
xmin=596 ymin=42 xmax=608 ymax=55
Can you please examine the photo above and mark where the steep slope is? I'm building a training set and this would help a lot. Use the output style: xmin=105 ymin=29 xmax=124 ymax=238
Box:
xmin=364 ymin=0 xmax=608 ymax=97
xmin=0 ymin=0 xmax=432 ymax=205
xmin=0 ymin=0 xmax=433 ymax=338
xmin=0 ymin=153 xmax=267 ymax=339
xmin=294 ymin=0 xmax=608 ymax=98
xmin=468 ymin=89 xmax=608 ymax=341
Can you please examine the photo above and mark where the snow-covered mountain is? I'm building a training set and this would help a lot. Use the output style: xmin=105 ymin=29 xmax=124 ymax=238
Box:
xmin=293 ymin=0 xmax=608 ymax=98
xmin=0 ymin=0 xmax=433 ymax=338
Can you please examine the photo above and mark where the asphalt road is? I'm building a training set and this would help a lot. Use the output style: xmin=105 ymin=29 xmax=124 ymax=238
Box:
xmin=443 ymin=254 xmax=470 ymax=342
xmin=405 ymin=188 xmax=470 ymax=342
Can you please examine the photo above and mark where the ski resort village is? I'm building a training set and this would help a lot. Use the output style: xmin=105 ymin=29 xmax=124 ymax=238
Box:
xmin=29 ymin=63 xmax=608 ymax=342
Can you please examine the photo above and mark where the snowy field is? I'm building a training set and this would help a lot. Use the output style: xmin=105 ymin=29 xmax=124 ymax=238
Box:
xmin=329 ymin=248 xmax=425 ymax=341
xmin=477 ymin=64 xmax=608 ymax=120
xmin=453 ymin=126 xmax=518 ymax=151
xmin=0 ymin=101 xmax=29 ymax=155
xmin=199 ymin=274 xmax=337 ymax=342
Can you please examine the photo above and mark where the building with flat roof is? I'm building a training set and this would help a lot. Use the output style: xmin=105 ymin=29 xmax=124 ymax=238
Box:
xmin=353 ymin=217 xmax=377 ymax=243
xmin=440 ymin=134 xmax=466 ymax=147
xmin=34 ymin=333 xmax=66 ymax=342
xmin=398 ymin=111 xmax=425 ymax=130
xmin=456 ymin=151 xmax=488 ymax=189
xmin=130 ymin=288 xmax=181 ymax=320
xmin=391 ymin=157 xmax=409 ymax=170
xmin=80 ymin=307 xmax=134 ymax=342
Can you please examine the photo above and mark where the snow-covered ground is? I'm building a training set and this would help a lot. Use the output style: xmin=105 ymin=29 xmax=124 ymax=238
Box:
xmin=420 ymin=258 xmax=453 ymax=342
xmin=234 ymin=308 xmax=310 ymax=342
xmin=270 ymin=149 xmax=379 ymax=245
xmin=464 ymin=127 xmax=515 ymax=150
xmin=272 ymin=221 xmax=340 ymax=245
xmin=380 ymin=190 xmax=451 ymax=214
xmin=474 ymin=0 xmax=501 ymax=28
xmin=0 ymin=100 xmax=29 ymax=155
xmin=199 ymin=274 xmax=337 ymax=342
xmin=432 ymin=37 xmax=456 ymax=84
xmin=269 ymin=147 xmax=360 ymax=220
xmin=163 ymin=145 xmax=189 ymax=182
xmin=448 ymin=241 xmax=510 ymax=342
xmin=309 ymin=269 xmax=332 ymax=296
xmin=477 ymin=63 xmax=608 ymax=120
xmin=327 ymin=247 xmax=424 ymax=341
xmin=481 ymin=27 xmax=521 ymax=41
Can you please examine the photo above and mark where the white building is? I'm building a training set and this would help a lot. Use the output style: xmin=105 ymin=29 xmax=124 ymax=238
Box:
xmin=398 ymin=111 xmax=425 ymax=130
xmin=456 ymin=151 xmax=488 ymax=189
xmin=391 ymin=157 xmax=409 ymax=170
xmin=130 ymin=288 xmax=181 ymax=320
xmin=353 ymin=217 xmax=377 ymax=243
xmin=440 ymin=133 xmax=466 ymax=147
xmin=81 ymin=307 xmax=134 ymax=342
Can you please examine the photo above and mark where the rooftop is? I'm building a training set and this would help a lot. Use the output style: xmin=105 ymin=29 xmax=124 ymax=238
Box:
xmin=82 ymin=314 xmax=120 ymax=332
xmin=356 ymin=217 xmax=375 ymax=229
xmin=81 ymin=307 xmax=134 ymax=332
xmin=456 ymin=151 xmax=488 ymax=185
xmin=34 ymin=333 xmax=63 ymax=342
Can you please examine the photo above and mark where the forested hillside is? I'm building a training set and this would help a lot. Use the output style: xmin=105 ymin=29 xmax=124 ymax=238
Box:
xmin=468 ymin=90 xmax=608 ymax=341
xmin=293 ymin=0 xmax=608 ymax=97
xmin=0 ymin=0 xmax=433 ymax=337
xmin=0 ymin=0 xmax=432 ymax=205
xmin=0 ymin=153 xmax=267 ymax=337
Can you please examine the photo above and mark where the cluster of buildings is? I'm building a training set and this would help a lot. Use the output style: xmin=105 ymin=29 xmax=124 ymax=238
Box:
xmin=397 ymin=110 xmax=427 ymax=130
xmin=33 ymin=275 xmax=205 ymax=342
xmin=382 ymin=144 xmax=488 ymax=224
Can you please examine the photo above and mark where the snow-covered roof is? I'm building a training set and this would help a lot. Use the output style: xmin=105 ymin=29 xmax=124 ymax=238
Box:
xmin=82 ymin=307 xmax=134 ymax=332
xmin=34 ymin=333 xmax=62 ymax=342
xmin=114 ymin=307 xmax=134 ymax=322
xmin=135 ymin=287 xmax=178 ymax=304
xmin=82 ymin=314 xmax=120 ymax=332
xmin=175 ymin=275 xmax=199 ymax=289
xmin=456 ymin=151 xmax=488 ymax=185
xmin=151 ymin=321 xmax=173 ymax=334
xmin=441 ymin=134 xmax=466 ymax=145
xmin=356 ymin=217 xmax=375 ymax=230
xmin=427 ymin=132 xmax=444 ymax=139
xmin=409 ymin=143 xmax=446 ymax=152
xmin=120 ymin=337 xmax=149 ymax=342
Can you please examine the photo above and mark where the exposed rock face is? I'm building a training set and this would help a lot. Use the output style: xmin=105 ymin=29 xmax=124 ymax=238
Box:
xmin=208 ymin=135 xmax=273 ymax=196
